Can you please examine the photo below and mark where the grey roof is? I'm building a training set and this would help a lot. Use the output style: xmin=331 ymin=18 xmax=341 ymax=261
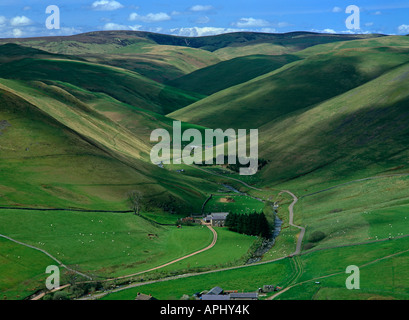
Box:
xmin=201 ymin=294 xmax=231 ymax=301
xmin=210 ymin=212 xmax=229 ymax=220
xmin=230 ymin=293 xmax=258 ymax=299
xmin=207 ymin=286 xmax=223 ymax=295
xmin=135 ymin=293 xmax=155 ymax=300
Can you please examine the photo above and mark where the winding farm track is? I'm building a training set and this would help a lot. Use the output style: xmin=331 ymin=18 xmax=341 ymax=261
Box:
xmin=279 ymin=190 xmax=305 ymax=256
xmin=107 ymin=224 xmax=218 ymax=281
xmin=191 ymin=165 xmax=306 ymax=256
xmin=25 ymin=224 xmax=217 ymax=300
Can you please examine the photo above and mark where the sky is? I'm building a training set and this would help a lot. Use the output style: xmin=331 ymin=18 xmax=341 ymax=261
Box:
xmin=0 ymin=0 xmax=408 ymax=38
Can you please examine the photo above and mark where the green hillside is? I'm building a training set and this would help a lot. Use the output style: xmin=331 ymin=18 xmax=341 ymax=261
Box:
xmin=169 ymin=41 xmax=409 ymax=129
xmin=0 ymin=48 xmax=205 ymax=115
xmin=0 ymin=85 xmax=218 ymax=211
xmin=257 ymin=61 xmax=409 ymax=188
xmin=167 ymin=54 xmax=300 ymax=95
xmin=0 ymin=31 xmax=382 ymax=82
xmin=0 ymin=44 xmax=219 ymax=213
xmin=0 ymin=32 xmax=222 ymax=82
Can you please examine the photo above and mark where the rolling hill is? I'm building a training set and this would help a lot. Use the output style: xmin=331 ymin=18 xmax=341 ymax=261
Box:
xmin=166 ymin=54 xmax=300 ymax=95
xmin=0 ymin=47 xmax=205 ymax=115
xmin=0 ymin=43 xmax=221 ymax=213
xmin=0 ymin=31 xmax=383 ymax=83
xmin=169 ymin=37 xmax=409 ymax=129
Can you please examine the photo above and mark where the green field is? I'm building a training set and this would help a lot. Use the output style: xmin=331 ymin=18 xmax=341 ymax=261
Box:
xmin=203 ymin=195 xmax=265 ymax=214
xmin=0 ymin=210 xmax=214 ymax=278
xmin=102 ymin=258 xmax=292 ymax=300
xmin=102 ymin=236 xmax=409 ymax=300
xmin=0 ymin=237 xmax=55 ymax=300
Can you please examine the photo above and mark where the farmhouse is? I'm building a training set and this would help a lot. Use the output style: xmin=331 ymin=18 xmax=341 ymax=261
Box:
xmin=204 ymin=212 xmax=229 ymax=227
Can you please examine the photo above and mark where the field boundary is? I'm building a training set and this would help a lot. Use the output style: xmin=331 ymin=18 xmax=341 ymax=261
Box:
xmin=0 ymin=233 xmax=92 ymax=280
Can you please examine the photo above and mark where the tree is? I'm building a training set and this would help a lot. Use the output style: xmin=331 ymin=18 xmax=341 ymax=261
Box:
xmin=225 ymin=211 xmax=271 ymax=238
xmin=52 ymin=291 xmax=70 ymax=300
xmin=128 ymin=190 xmax=143 ymax=216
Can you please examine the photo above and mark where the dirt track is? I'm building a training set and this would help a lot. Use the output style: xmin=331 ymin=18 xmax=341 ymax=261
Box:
xmin=279 ymin=190 xmax=305 ymax=256
xmin=26 ymin=224 xmax=218 ymax=300
xmin=107 ymin=224 xmax=218 ymax=281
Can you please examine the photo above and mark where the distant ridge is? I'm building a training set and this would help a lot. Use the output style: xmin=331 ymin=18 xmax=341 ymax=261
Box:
xmin=0 ymin=30 xmax=385 ymax=52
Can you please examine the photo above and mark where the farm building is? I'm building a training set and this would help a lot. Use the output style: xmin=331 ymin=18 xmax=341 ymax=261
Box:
xmin=204 ymin=212 xmax=229 ymax=227
xmin=200 ymin=287 xmax=258 ymax=301
xmin=207 ymin=286 xmax=223 ymax=295
xmin=230 ymin=293 xmax=258 ymax=300
xmin=135 ymin=293 xmax=156 ymax=300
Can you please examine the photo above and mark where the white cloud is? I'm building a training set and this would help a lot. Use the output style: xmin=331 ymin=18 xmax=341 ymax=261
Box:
xmin=313 ymin=29 xmax=371 ymax=35
xmin=398 ymin=24 xmax=409 ymax=34
xmin=92 ymin=0 xmax=124 ymax=11
xmin=0 ymin=16 xmax=7 ymax=26
xmin=46 ymin=27 xmax=84 ymax=36
xmin=260 ymin=28 xmax=277 ymax=34
xmin=171 ymin=27 xmax=243 ymax=37
xmin=12 ymin=28 xmax=23 ymax=38
xmin=374 ymin=11 xmax=382 ymax=15
xmin=103 ymin=22 xmax=142 ymax=31
xmin=276 ymin=22 xmax=291 ymax=28
xmin=23 ymin=6 xmax=31 ymax=11
xmin=103 ymin=22 xmax=127 ymax=30
xmin=195 ymin=16 xmax=210 ymax=24
xmin=129 ymin=12 xmax=171 ymax=23
xmin=311 ymin=28 xmax=337 ymax=34
xmin=365 ymin=22 xmax=374 ymax=27
xmin=129 ymin=25 xmax=142 ymax=31
xmin=10 ymin=16 xmax=32 ymax=27
xmin=332 ymin=7 xmax=342 ymax=13
xmin=149 ymin=27 xmax=163 ymax=33
xmin=233 ymin=17 xmax=270 ymax=28
xmin=189 ymin=5 xmax=214 ymax=12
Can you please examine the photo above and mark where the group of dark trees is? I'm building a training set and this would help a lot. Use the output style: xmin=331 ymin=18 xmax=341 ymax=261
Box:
xmin=225 ymin=211 xmax=271 ymax=238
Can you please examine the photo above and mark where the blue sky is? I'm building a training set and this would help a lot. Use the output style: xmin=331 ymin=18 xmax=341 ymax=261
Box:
xmin=0 ymin=0 xmax=408 ymax=38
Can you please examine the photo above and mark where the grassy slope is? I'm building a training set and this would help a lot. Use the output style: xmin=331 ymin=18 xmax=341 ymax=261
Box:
xmin=0 ymin=33 xmax=221 ymax=83
xmin=0 ymin=53 xmax=205 ymax=115
xmin=0 ymin=31 xmax=382 ymax=83
xmin=0 ymin=237 xmax=55 ymax=300
xmin=0 ymin=80 xmax=218 ymax=212
xmin=211 ymin=32 xmax=382 ymax=59
xmin=296 ymin=175 xmax=409 ymax=251
xmin=166 ymin=54 xmax=300 ymax=95
xmin=258 ymin=60 xmax=409 ymax=188
xmin=0 ymin=44 xmax=224 ymax=212
xmin=169 ymin=42 xmax=409 ymax=129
